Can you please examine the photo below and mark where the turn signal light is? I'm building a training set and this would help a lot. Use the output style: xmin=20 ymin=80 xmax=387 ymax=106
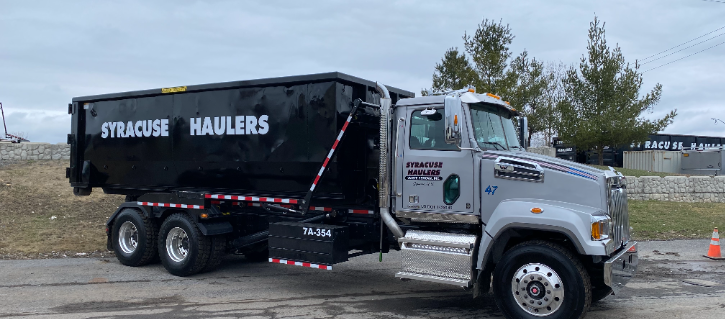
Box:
xmin=454 ymin=115 xmax=458 ymax=125
xmin=200 ymin=213 xmax=209 ymax=219
xmin=530 ymin=207 xmax=543 ymax=214
xmin=591 ymin=222 xmax=602 ymax=240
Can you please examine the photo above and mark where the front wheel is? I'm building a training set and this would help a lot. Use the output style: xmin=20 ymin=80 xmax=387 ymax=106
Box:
xmin=492 ymin=241 xmax=591 ymax=319
xmin=158 ymin=213 xmax=211 ymax=277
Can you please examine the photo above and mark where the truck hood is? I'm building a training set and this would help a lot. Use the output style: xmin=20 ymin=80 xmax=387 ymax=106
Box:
xmin=481 ymin=150 xmax=605 ymax=181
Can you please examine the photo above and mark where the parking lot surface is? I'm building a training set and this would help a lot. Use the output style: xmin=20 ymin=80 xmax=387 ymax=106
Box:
xmin=1 ymin=240 xmax=724 ymax=318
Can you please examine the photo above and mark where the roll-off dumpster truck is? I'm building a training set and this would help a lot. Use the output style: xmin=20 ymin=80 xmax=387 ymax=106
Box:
xmin=67 ymin=72 xmax=637 ymax=318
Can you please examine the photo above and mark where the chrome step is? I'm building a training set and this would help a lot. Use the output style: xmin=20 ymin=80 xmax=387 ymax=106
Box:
xmin=395 ymin=230 xmax=477 ymax=287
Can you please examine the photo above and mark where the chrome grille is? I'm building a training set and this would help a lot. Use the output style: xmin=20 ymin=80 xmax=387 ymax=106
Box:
xmin=494 ymin=157 xmax=544 ymax=183
xmin=609 ymin=187 xmax=630 ymax=251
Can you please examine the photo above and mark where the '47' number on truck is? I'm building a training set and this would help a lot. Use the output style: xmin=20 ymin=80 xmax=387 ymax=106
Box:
xmin=303 ymin=227 xmax=332 ymax=237
xmin=485 ymin=185 xmax=498 ymax=195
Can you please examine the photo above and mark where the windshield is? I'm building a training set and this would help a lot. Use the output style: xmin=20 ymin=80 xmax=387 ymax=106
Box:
xmin=468 ymin=103 xmax=521 ymax=151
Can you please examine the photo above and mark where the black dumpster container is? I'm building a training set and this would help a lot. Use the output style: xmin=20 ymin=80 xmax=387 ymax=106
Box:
xmin=68 ymin=72 xmax=414 ymax=207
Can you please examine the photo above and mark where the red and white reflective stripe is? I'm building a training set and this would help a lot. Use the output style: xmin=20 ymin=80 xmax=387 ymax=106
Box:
xmin=349 ymin=209 xmax=374 ymax=215
xmin=205 ymin=194 xmax=298 ymax=204
xmin=312 ymin=206 xmax=333 ymax=212
xmin=310 ymin=114 xmax=353 ymax=192
xmin=268 ymin=258 xmax=332 ymax=270
xmin=137 ymin=202 xmax=204 ymax=209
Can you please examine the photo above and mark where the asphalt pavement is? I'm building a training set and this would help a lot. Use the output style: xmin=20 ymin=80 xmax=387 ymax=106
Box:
xmin=0 ymin=239 xmax=724 ymax=318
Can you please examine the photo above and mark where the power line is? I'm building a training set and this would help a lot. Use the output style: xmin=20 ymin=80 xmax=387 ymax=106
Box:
xmin=640 ymin=32 xmax=725 ymax=65
xmin=640 ymin=25 xmax=725 ymax=62
xmin=643 ymin=39 xmax=725 ymax=73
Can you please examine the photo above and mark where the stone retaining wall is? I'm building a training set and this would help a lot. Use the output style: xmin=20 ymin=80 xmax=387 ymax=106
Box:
xmin=626 ymin=175 xmax=725 ymax=203
xmin=0 ymin=142 xmax=70 ymax=160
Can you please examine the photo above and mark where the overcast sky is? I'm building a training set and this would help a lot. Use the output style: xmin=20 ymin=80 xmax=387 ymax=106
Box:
xmin=1 ymin=0 xmax=723 ymax=143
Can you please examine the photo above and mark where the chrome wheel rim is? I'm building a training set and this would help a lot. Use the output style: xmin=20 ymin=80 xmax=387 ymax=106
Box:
xmin=118 ymin=221 xmax=138 ymax=254
xmin=511 ymin=263 xmax=565 ymax=316
xmin=166 ymin=227 xmax=189 ymax=263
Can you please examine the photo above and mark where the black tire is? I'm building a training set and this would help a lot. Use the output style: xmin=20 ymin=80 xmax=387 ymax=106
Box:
xmin=200 ymin=235 xmax=227 ymax=273
xmin=492 ymin=240 xmax=591 ymax=319
xmin=111 ymin=208 xmax=157 ymax=267
xmin=158 ymin=213 xmax=211 ymax=277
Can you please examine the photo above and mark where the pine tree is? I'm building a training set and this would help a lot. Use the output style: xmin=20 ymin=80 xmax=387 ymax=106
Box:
xmin=427 ymin=19 xmax=552 ymax=144
xmin=558 ymin=16 xmax=677 ymax=165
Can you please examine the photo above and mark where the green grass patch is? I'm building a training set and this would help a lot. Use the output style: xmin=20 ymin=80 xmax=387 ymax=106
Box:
xmin=590 ymin=165 xmax=680 ymax=177
xmin=629 ymin=200 xmax=725 ymax=240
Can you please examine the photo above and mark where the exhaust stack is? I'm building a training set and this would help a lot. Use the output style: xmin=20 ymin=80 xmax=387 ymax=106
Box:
xmin=375 ymin=83 xmax=404 ymax=239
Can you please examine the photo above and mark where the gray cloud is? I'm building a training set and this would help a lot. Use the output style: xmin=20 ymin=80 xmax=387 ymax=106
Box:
xmin=1 ymin=0 xmax=723 ymax=143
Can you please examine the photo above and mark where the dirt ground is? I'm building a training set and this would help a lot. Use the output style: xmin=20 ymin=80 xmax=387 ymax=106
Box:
xmin=0 ymin=160 xmax=123 ymax=259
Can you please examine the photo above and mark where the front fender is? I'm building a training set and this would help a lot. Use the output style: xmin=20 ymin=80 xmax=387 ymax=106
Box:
xmin=477 ymin=199 xmax=608 ymax=269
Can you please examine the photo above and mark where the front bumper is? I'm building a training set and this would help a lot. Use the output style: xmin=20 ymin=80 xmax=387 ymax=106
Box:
xmin=603 ymin=241 xmax=638 ymax=294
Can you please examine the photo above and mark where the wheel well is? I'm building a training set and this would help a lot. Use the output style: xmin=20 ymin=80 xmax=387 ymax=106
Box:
xmin=489 ymin=228 xmax=583 ymax=266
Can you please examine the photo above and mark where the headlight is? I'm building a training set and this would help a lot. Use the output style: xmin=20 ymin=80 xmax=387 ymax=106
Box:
xmin=591 ymin=216 xmax=611 ymax=241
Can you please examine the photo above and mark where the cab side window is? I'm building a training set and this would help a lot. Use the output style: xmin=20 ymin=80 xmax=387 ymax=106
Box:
xmin=409 ymin=109 xmax=458 ymax=150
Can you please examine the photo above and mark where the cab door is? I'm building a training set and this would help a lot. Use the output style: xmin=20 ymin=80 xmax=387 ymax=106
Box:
xmin=400 ymin=107 xmax=474 ymax=213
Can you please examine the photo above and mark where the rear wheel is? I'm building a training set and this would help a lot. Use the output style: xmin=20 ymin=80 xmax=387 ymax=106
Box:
xmin=492 ymin=241 xmax=591 ymax=319
xmin=158 ymin=213 xmax=211 ymax=276
xmin=111 ymin=208 xmax=157 ymax=266
xmin=200 ymin=235 xmax=227 ymax=273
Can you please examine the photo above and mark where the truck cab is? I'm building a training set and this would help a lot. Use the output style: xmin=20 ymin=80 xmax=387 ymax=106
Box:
xmin=389 ymin=89 xmax=637 ymax=318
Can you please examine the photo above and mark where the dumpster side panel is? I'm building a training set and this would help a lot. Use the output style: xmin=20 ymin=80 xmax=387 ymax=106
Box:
xmin=75 ymin=79 xmax=388 ymax=206
xmin=84 ymin=95 xmax=175 ymax=189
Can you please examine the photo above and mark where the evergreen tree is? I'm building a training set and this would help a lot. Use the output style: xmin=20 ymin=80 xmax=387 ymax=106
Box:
xmin=427 ymin=19 xmax=553 ymax=144
xmin=558 ymin=16 xmax=677 ymax=165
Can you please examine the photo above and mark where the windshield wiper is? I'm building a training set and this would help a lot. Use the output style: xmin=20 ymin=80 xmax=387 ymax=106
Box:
xmin=480 ymin=141 xmax=506 ymax=150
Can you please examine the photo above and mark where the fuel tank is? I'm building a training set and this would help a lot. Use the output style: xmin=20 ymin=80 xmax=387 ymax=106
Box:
xmin=67 ymin=72 xmax=414 ymax=207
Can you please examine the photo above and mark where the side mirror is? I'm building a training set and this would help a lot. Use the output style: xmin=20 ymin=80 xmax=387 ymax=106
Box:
xmin=444 ymin=96 xmax=462 ymax=146
xmin=518 ymin=117 xmax=528 ymax=150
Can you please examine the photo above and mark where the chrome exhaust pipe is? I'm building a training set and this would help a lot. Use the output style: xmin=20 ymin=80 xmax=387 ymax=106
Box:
xmin=375 ymin=82 xmax=404 ymax=239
